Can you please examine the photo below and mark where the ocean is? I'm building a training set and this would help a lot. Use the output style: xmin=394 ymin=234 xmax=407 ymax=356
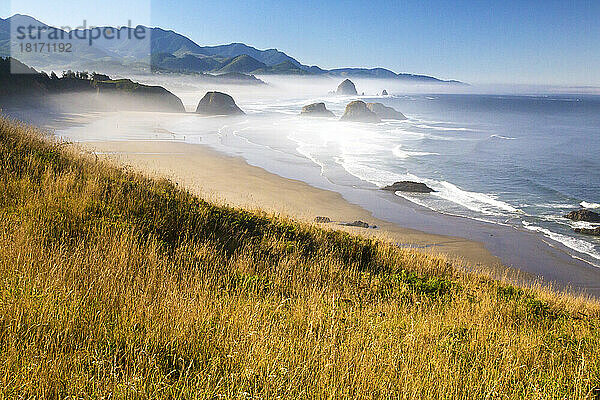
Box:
xmin=330 ymin=93 xmax=600 ymax=266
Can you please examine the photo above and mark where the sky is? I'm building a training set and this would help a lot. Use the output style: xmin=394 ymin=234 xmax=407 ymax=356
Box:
xmin=2 ymin=0 xmax=599 ymax=86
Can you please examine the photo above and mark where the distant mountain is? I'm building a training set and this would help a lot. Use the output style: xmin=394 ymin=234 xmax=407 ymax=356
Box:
xmin=195 ymin=43 xmax=303 ymax=67
xmin=303 ymin=65 xmax=328 ymax=74
xmin=0 ymin=14 xmax=464 ymax=84
xmin=216 ymin=54 xmax=267 ymax=74
xmin=326 ymin=68 xmax=464 ymax=84
xmin=199 ymin=72 xmax=266 ymax=85
xmin=151 ymin=53 xmax=223 ymax=73
xmin=397 ymin=73 xmax=463 ymax=84
xmin=150 ymin=28 xmax=206 ymax=56
xmin=329 ymin=68 xmax=400 ymax=79
xmin=250 ymin=60 xmax=310 ymax=75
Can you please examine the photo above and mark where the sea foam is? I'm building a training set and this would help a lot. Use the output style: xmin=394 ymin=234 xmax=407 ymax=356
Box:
xmin=522 ymin=221 xmax=600 ymax=266
xmin=581 ymin=201 xmax=600 ymax=209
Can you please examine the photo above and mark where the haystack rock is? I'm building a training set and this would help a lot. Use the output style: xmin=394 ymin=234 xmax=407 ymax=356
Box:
xmin=300 ymin=102 xmax=335 ymax=117
xmin=366 ymin=103 xmax=407 ymax=120
xmin=340 ymin=100 xmax=380 ymax=123
xmin=382 ymin=89 xmax=389 ymax=96
xmin=336 ymin=79 xmax=358 ymax=95
xmin=195 ymin=91 xmax=244 ymax=115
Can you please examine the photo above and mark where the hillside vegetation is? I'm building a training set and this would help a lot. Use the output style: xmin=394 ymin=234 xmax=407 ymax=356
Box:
xmin=0 ymin=58 xmax=185 ymax=112
xmin=1 ymin=116 xmax=600 ymax=398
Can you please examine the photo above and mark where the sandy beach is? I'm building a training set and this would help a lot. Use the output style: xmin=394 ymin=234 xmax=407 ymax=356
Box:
xmin=81 ymin=140 xmax=503 ymax=269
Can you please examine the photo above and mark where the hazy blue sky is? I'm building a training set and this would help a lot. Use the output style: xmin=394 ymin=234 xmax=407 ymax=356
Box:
xmin=2 ymin=0 xmax=599 ymax=85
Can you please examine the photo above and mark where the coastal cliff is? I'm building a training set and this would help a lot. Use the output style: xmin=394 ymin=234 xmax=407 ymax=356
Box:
xmin=0 ymin=57 xmax=185 ymax=112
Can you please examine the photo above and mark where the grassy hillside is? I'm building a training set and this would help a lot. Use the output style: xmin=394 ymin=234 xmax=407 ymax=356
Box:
xmin=1 ymin=116 xmax=600 ymax=398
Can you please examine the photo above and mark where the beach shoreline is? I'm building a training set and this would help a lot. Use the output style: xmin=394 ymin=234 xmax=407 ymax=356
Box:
xmin=0 ymin=102 xmax=594 ymax=297
xmin=80 ymin=140 xmax=502 ymax=266
xmin=74 ymin=138 xmax=600 ymax=297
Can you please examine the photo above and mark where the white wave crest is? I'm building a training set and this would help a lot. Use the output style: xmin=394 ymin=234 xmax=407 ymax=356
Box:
xmin=431 ymin=181 xmax=521 ymax=215
xmin=537 ymin=203 xmax=578 ymax=209
xmin=581 ymin=201 xmax=600 ymax=209
xmin=570 ymin=221 xmax=600 ymax=229
xmin=522 ymin=221 xmax=600 ymax=265
xmin=490 ymin=134 xmax=517 ymax=140
xmin=413 ymin=124 xmax=474 ymax=132
xmin=392 ymin=145 xmax=439 ymax=159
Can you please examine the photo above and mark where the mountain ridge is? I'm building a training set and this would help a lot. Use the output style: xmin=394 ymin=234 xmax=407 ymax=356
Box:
xmin=0 ymin=14 xmax=464 ymax=84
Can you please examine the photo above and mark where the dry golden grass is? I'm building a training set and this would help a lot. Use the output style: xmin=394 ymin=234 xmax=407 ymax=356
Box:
xmin=1 ymin=115 xmax=600 ymax=399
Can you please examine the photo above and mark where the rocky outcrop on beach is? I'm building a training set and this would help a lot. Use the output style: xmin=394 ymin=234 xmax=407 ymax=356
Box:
xmin=564 ymin=209 xmax=600 ymax=223
xmin=314 ymin=216 xmax=331 ymax=223
xmin=340 ymin=100 xmax=381 ymax=123
xmin=343 ymin=220 xmax=371 ymax=228
xmin=336 ymin=79 xmax=358 ymax=95
xmin=366 ymin=103 xmax=407 ymax=120
xmin=382 ymin=181 xmax=436 ymax=193
xmin=300 ymin=103 xmax=335 ymax=117
xmin=195 ymin=91 xmax=245 ymax=116
xmin=573 ymin=227 xmax=600 ymax=236
xmin=381 ymin=89 xmax=388 ymax=96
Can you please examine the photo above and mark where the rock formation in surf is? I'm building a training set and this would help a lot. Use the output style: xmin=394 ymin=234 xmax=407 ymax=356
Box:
xmin=382 ymin=181 xmax=436 ymax=193
xmin=573 ymin=227 xmax=600 ymax=236
xmin=366 ymin=102 xmax=407 ymax=120
xmin=382 ymin=89 xmax=388 ymax=96
xmin=564 ymin=209 xmax=600 ymax=223
xmin=340 ymin=100 xmax=380 ymax=123
xmin=195 ymin=91 xmax=245 ymax=115
xmin=300 ymin=102 xmax=335 ymax=117
xmin=336 ymin=79 xmax=358 ymax=95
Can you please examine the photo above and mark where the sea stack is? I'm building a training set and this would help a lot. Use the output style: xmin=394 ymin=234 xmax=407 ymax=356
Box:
xmin=195 ymin=91 xmax=245 ymax=115
xmin=336 ymin=79 xmax=358 ymax=95
xmin=366 ymin=103 xmax=407 ymax=120
xmin=340 ymin=100 xmax=380 ymax=123
xmin=300 ymin=102 xmax=335 ymax=117
xmin=382 ymin=181 xmax=436 ymax=193
xmin=564 ymin=209 xmax=600 ymax=223
xmin=382 ymin=89 xmax=389 ymax=96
